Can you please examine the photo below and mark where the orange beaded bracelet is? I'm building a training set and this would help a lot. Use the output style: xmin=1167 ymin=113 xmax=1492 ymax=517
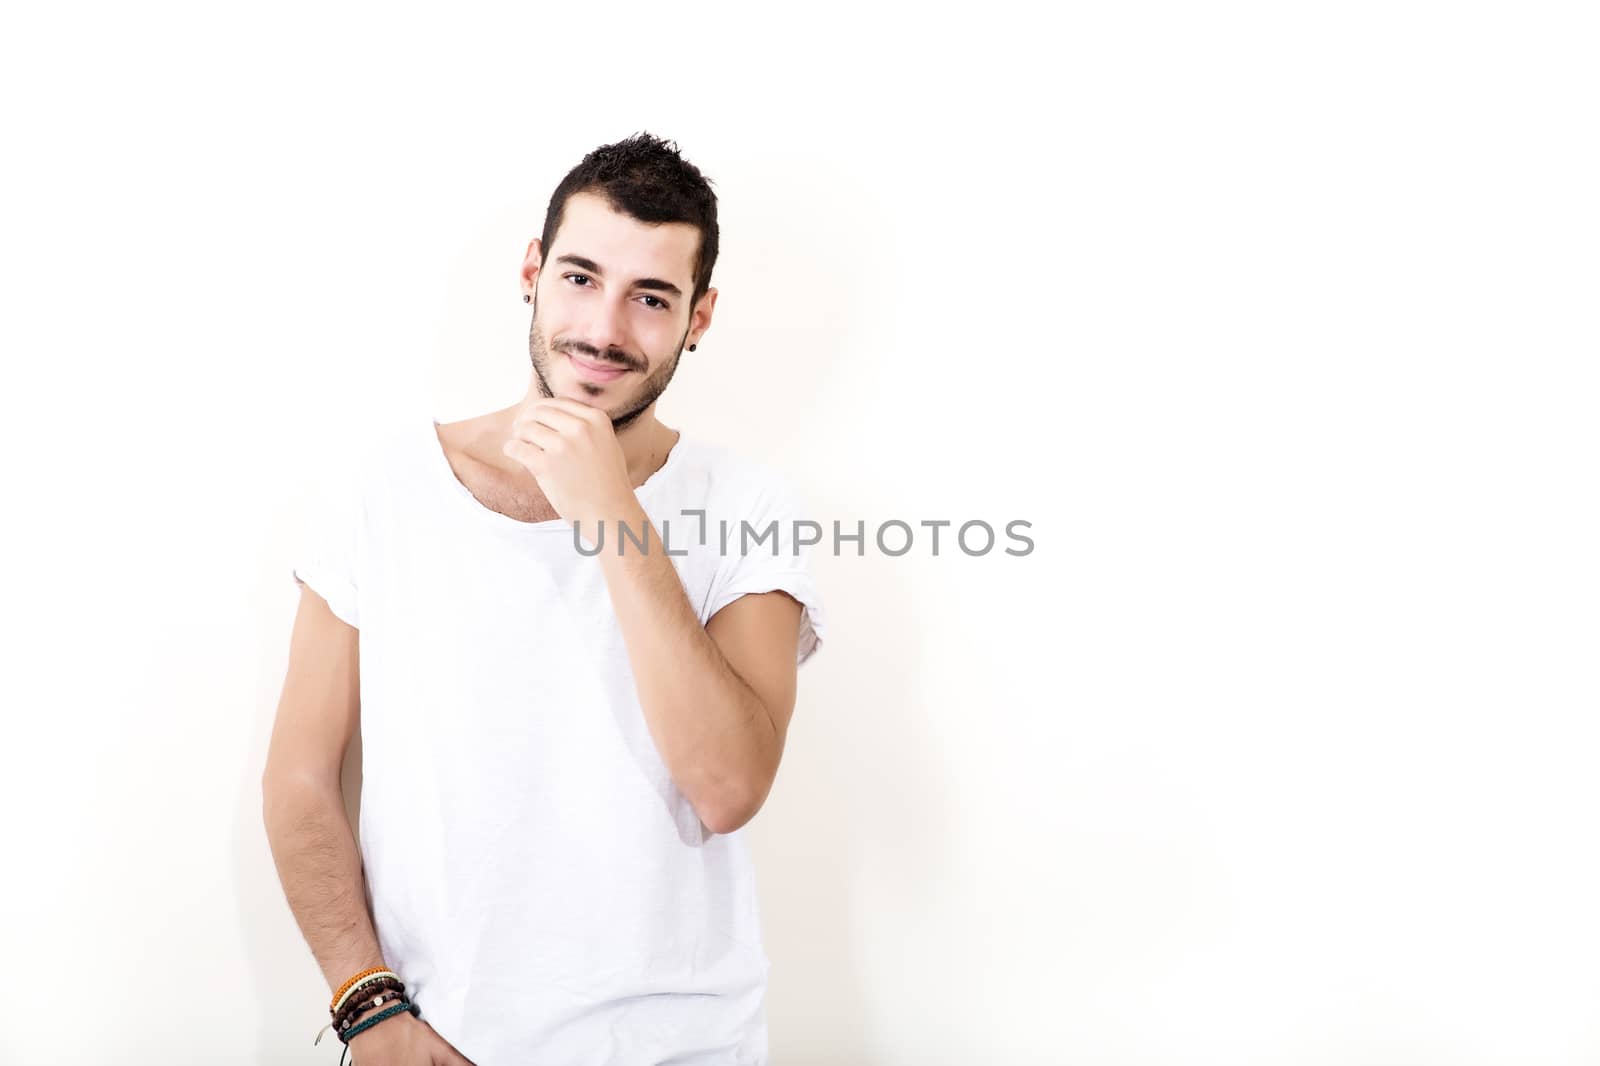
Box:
xmin=330 ymin=967 xmax=397 ymax=1011
xmin=316 ymin=970 xmax=408 ymax=1047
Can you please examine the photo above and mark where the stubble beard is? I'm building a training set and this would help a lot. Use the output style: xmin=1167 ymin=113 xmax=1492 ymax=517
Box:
xmin=527 ymin=301 xmax=687 ymax=434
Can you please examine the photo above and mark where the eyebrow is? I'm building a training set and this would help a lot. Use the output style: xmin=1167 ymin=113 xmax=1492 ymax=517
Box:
xmin=554 ymin=254 xmax=684 ymax=299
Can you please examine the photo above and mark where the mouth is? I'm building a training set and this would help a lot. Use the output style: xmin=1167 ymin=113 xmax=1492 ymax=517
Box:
xmin=566 ymin=351 xmax=633 ymax=384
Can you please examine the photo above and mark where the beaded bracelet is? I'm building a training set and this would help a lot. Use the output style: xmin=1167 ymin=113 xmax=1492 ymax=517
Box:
xmin=336 ymin=987 xmax=407 ymax=1034
xmin=331 ymin=967 xmax=390 ymax=1004
xmin=338 ymin=979 xmax=407 ymax=1030
xmin=315 ymin=974 xmax=407 ymax=1046
xmin=334 ymin=977 xmax=403 ymax=1019
xmin=332 ymin=969 xmax=401 ymax=1014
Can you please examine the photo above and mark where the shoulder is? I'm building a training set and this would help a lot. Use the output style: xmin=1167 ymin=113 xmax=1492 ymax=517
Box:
xmin=431 ymin=409 xmax=507 ymax=464
xmin=678 ymin=445 xmax=818 ymax=550
xmin=681 ymin=439 xmax=807 ymax=514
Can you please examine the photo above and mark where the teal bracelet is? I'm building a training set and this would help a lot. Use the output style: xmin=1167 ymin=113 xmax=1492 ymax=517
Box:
xmin=337 ymin=1000 xmax=420 ymax=1066
xmin=340 ymin=999 xmax=418 ymax=1042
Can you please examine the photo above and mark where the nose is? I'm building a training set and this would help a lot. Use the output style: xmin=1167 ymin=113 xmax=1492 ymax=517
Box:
xmin=579 ymin=293 xmax=633 ymax=364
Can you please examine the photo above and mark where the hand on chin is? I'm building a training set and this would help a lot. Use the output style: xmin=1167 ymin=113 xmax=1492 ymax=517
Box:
xmin=503 ymin=396 xmax=633 ymax=531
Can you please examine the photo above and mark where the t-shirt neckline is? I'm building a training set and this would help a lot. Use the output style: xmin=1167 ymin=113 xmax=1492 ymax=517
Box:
xmin=426 ymin=417 xmax=689 ymax=535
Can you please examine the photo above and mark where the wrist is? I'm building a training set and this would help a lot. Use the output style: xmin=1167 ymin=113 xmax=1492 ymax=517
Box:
xmin=344 ymin=997 xmax=415 ymax=1044
xmin=574 ymin=498 xmax=649 ymax=551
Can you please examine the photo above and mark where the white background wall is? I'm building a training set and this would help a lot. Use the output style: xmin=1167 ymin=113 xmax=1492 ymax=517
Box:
xmin=1 ymin=2 xmax=1596 ymax=1063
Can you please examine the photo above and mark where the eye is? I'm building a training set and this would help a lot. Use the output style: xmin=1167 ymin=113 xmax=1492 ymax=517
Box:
xmin=563 ymin=273 xmax=594 ymax=287
xmin=639 ymin=294 xmax=669 ymax=311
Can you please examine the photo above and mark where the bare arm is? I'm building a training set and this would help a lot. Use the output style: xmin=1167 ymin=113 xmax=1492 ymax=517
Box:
xmin=264 ymin=530 xmax=475 ymax=1063
xmin=597 ymin=500 xmax=803 ymax=835
xmin=261 ymin=583 xmax=387 ymax=993
xmin=261 ymin=786 xmax=387 ymax=992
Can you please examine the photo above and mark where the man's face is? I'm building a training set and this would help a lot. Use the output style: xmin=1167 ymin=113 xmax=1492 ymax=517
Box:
xmin=525 ymin=191 xmax=704 ymax=432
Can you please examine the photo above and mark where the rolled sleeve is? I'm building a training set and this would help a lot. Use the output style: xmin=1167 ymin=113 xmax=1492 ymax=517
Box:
xmin=702 ymin=474 xmax=827 ymax=667
xmin=290 ymin=454 xmax=365 ymax=629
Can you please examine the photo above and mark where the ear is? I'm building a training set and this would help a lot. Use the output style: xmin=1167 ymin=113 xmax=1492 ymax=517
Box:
xmin=687 ymin=286 xmax=718 ymax=348
xmin=520 ymin=238 xmax=544 ymax=300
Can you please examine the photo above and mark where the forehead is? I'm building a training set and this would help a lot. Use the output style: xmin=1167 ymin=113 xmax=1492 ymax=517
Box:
xmin=551 ymin=191 xmax=698 ymax=284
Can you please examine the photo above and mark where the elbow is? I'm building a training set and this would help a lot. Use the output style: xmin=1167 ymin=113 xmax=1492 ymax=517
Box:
xmin=690 ymin=727 xmax=783 ymax=835
xmin=261 ymin=770 xmax=341 ymax=828
xmin=699 ymin=781 xmax=768 ymax=836
xmin=702 ymin=803 xmax=754 ymax=837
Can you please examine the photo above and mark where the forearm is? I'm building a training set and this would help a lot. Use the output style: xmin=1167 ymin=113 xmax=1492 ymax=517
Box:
xmin=261 ymin=779 xmax=389 ymax=994
xmin=596 ymin=503 xmax=777 ymax=829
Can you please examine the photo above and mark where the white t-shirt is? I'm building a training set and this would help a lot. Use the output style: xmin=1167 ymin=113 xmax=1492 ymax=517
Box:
xmin=290 ymin=414 xmax=826 ymax=1066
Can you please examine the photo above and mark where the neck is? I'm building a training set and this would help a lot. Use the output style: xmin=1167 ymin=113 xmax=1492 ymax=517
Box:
xmin=613 ymin=410 xmax=679 ymax=488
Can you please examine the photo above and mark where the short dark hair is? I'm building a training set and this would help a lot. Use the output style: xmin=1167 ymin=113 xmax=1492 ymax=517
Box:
xmin=540 ymin=131 xmax=720 ymax=307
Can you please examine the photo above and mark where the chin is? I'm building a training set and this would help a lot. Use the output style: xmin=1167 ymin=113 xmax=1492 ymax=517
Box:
xmin=559 ymin=385 xmax=619 ymax=413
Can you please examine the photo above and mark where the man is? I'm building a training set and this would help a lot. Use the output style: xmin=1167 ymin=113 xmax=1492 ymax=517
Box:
xmin=262 ymin=132 xmax=826 ymax=1065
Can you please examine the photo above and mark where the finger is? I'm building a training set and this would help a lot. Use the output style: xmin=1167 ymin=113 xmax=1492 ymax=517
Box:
xmin=533 ymin=394 xmax=603 ymax=415
xmin=508 ymin=418 xmax=562 ymax=448
xmin=515 ymin=401 xmax=587 ymax=437
xmin=528 ymin=396 xmax=606 ymax=428
xmin=501 ymin=436 xmax=546 ymax=468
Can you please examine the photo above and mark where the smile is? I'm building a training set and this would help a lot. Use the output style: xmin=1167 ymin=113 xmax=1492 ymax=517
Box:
xmin=567 ymin=351 xmax=633 ymax=383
